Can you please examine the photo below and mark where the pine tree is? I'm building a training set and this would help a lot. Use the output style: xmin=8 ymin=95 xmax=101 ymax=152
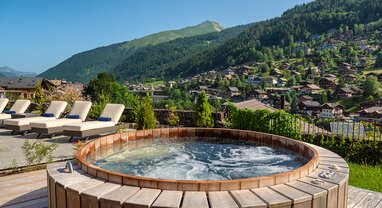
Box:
xmin=138 ymin=93 xmax=156 ymax=130
xmin=194 ymin=92 xmax=214 ymax=127
xmin=376 ymin=51 xmax=382 ymax=67
xmin=34 ymin=80 xmax=45 ymax=112
xmin=166 ymin=105 xmax=179 ymax=126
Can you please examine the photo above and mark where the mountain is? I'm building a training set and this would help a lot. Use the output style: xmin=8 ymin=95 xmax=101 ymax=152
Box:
xmin=113 ymin=23 xmax=251 ymax=82
xmin=0 ymin=66 xmax=37 ymax=77
xmin=38 ymin=21 xmax=224 ymax=83
xmin=113 ymin=0 xmax=382 ymax=81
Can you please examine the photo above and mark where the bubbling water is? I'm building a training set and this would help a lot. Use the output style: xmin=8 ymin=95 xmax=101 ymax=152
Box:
xmin=93 ymin=138 xmax=307 ymax=180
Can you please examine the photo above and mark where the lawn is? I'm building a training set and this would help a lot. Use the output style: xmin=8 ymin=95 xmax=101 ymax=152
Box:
xmin=348 ymin=162 xmax=382 ymax=192
xmin=146 ymin=80 xmax=165 ymax=86
xmin=362 ymin=66 xmax=382 ymax=75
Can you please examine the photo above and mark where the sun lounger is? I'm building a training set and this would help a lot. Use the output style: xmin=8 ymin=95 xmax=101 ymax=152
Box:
xmin=0 ymin=99 xmax=31 ymax=124
xmin=4 ymin=101 xmax=67 ymax=134
xmin=29 ymin=101 xmax=92 ymax=138
xmin=0 ymin=98 xmax=9 ymax=113
xmin=63 ymin=103 xmax=125 ymax=141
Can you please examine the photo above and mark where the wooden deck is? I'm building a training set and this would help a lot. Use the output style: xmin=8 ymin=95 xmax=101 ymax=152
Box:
xmin=0 ymin=169 xmax=381 ymax=208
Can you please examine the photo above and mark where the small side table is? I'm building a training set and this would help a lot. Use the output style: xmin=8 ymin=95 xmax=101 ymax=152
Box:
xmin=11 ymin=113 xmax=41 ymax=119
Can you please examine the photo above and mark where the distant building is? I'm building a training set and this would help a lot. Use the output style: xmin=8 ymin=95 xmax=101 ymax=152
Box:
xmin=320 ymin=103 xmax=344 ymax=119
xmin=335 ymin=87 xmax=353 ymax=99
xmin=228 ymin=87 xmax=241 ymax=97
xmin=301 ymin=84 xmax=321 ymax=94
xmin=298 ymin=100 xmax=321 ymax=117
xmin=248 ymin=89 xmax=268 ymax=100
xmin=360 ymin=98 xmax=382 ymax=110
xmin=0 ymin=77 xmax=44 ymax=99
xmin=358 ymin=107 xmax=382 ymax=121
xmin=168 ymin=81 xmax=177 ymax=88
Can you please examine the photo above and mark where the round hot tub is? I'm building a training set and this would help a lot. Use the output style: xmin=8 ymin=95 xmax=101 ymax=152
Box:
xmin=48 ymin=128 xmax=349 ymax=208
xmin=76 ymin=128 xmax=320 ymax=191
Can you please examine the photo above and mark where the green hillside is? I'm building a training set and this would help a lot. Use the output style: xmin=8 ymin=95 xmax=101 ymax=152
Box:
xmin=38 ymin=21 xmax=223 ymax=83
xmin=112 ymin=0 xmax=381 ymax=81
xmin=113 ymin=23 xmax=251 ymax=82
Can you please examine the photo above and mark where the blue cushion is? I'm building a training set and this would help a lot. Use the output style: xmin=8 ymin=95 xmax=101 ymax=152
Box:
xmin=4 ymin=110 xmax=16 ymax=114
xmin=98 ymin=117 xmax=112 ymax=122
xmin=41 ymin=113 xmax=55 ymax=117
xmin=66 ymin=114 xmax=80 ymax=119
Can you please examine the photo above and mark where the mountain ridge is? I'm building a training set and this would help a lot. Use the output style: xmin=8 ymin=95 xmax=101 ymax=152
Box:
xmin=0 ymin=66 xmax=37 ymax=77
xmin=38 ymin=21 xmax=224 ymax=83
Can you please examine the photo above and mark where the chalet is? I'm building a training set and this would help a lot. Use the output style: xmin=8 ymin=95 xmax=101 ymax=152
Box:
xmin=222 ymin=68 xmax=235 ymax=76
xmin=301 ymin=84 xmax=321 ymax=94
xmin=0 ymin=77 xmax=44 ymax=99
xmin=319 ymin=77 xmax=337 ymax=89
xmin=248 ymin=89 xmax=268 ymax=100
xmin=298 ymin=95 xmax=313 ymax=103
xmin=320 ymin=103 xmax=344 ymax=119
xmin=298 ymin=100 xmax=321 ymax=117
xmin=270 ymin=69 xmax=283 ymax=77
xmin=358 ymin=107 xmax=382 ymax=121
xmin=260 ymin=77 xmax=277 ymax=86
xmin=228 ymin=87 xmax=241 ymax=97
xmin=265 ymin=88 xmax=289 ymax=95
xmin=350 ymin=86 xmax=363 ymax=96
xmin=168 ymin=81 xmax=177 ymax=88
xmin=343 ymin=74 xmax=357 ymax=83
xmin=291 ymin=85 xmax=303 ymax=93
xmin=236 ymin=65 xmax=253 ymax=75
xmin=335 ymin=87 xmax=353 ymax=99
xmin=360 ymin=98 xmax=382 ymax=110
xmin=277 ymin=78 xmax=288 ymax=87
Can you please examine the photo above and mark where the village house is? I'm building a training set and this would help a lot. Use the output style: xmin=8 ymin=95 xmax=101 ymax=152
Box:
xmin=319 ymin=77 xmax=337 ymax=89
xmin=335 ymin=87 xmax=353 ymax=99
xmin=360 ymin=98 xmax=382 ymax=110
xmin=168 ymin=81 xmax=177 ymax=88
xmin=228 ymin=87 xmax=241 ymax=97
xmin=298 ymin=100 xmax=321 ymax=117
xmin=277 ymin=78 xmax=287 ymax=87
xmin=301 ymin=84 xmax=321 ymax=94
xmin=320 ymin=103 xmax=344 ymax=119
xmin=235 ymin=65 xmax=253 ymax=75
xmin=0 ymin=77 xmax=45 ymax=99
xmin=298 ymin=95 xmax=313 ymax=103
xmin=248 ymin=89 xmax=268 ymax=100
xmin=358 ymin=107 xmax=382 ymax=122
xmin=343 ymin=74 xmax=357 ymax=83
xmin=270 ymin=69 xmax=283 ymax=77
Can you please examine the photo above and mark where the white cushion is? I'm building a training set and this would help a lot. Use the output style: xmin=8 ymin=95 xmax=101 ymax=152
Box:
xmin=45 ymin=101 xmax=68 ymax=118
xmin=63 ymin=121 xmax=115 ymax=131
xmin=30 ymin=118 xmax=82 ymax=128
xmin=100 ymin=104 xmax=125 ymax=125
xmin=10 ymin=100 xmax=31 ymax=113
xmin=0 ymin=114 xmax=11 ymax=120
xmin=68 ymin=101 xmax=92 ymax=121
xmin=0 ymin=98 xmax=9 ymax=113
xmin=4 ymin=117 xmax=56 ymax=126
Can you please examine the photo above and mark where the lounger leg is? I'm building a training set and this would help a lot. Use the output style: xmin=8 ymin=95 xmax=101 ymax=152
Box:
xmin=11 ymin=130 xmax=15 ymax=135
xmin=85 ymin=137 xmax=90 ymax=142
xmin=69 ymin=136 xmax=74 ymax=142
xmin=50 ymin=134 xmax=56 ymax=139
xmin=21 ymin=131 xmax=29 ymax=136
xmin=37 ymin=133 xmax=41 ymax=138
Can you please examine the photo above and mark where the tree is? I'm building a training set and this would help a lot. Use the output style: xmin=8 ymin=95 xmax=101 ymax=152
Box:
xmin=376 ymin=51 xmax=382 ymax=67
xmin=34 ymin=80 xmax=45 ymax=112
xmin=364 ymin=76 xmax=382 ymax=98
xmin=194 ymin=92 xmax=214 ymax=127
xmin=166 ymin=105 xmax=179 ymax=126
xmin=320 ymin=91 xmax=328 ymax=104
xmin=286 ymin=77 xmax=296 ymax=87
xmin=137 ymin=93 xmax=156 ymax=130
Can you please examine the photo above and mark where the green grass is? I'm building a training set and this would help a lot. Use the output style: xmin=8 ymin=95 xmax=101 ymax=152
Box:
xmin=349 ymin=162 xmax=382 ymax=192
xmin=362 ymin=66 xmax=382 ymax=75
xmin=334 ymin=98 xmax=361 ymax=113
xmin=146 ymin=80 xmax=165 ymax=86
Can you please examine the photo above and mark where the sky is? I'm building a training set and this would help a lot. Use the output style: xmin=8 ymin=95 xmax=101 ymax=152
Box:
xmin=0 ymin=0 xmax=313 ymax=73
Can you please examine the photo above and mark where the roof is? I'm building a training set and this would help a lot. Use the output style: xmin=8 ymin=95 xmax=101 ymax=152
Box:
xmin=229 ymin=87 xmax=240 ymax=92
xmin=234 ymin=99 xmax=275 ymax=112
xmin=0 ymin=77 xmax=43 ymax=89
xmin=47 ymin=79 xmax=62 ymax=86
xmin=306 ymin=84 xmax=321 ymax=90
xmin=321 ymin=103 xmax=344 ymax=109
xmin=359 ymin=106 xmax=382 ymax=114
xmin=338 ymin=87 xmax=353 ymax=93
xmin=301 ymin=100 xmax=321 ymax=107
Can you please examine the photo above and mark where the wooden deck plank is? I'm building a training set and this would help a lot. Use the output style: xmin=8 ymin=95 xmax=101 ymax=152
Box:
xmin=81 ymin=182 xmax=121 ymax=208
xmin=208 ymin=191 xmax=238 ymax=208
xmin=0 ymin=180 xmax=47 ymax=198
xmin=181 ymin=191 xmax=209 ymax=208
xmin=2 ymin=196 xmax=48 ymax=208
xmin=347 ymin=187 xmax=369 ymax=208
xmin=0 ymin=187 xmax=47 ymax=207
xmin=270 ymin=184 xmax=312 ymax=204
xmin=151 ymin=190 xmax=183 ymax=208
xmin=124 ymin=188 xmax=161 ymax=208
xmin=0 ymin=169 xmax=47 ymax=182
xmin=251 ymin=187 xmax=292 ymax=207
xmin=100 ymin=186 xmax=140 ymax=207
xmin=354 ymin=191 xmax=382 ymax=208
xmin=230 ymin=189 xmax=267 ymax=208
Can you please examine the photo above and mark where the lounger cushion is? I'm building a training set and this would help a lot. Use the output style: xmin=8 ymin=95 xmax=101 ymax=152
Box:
xmin=10 ymin=100 xmax=31 ymax=113
xmin=68 ymin=101 xmax=92 ymax=121
xmin=45 ymin=101 xmax=68 ymax=118
xmin=41 ymin=113 xmax=55 ymax=117
xmin=30 ymin=118 xmax=82 ymax=128
xmin=66 ymin=114 xmax=80 ymax=119
xmin=4 ymin=117 xmax=56 ymax=126
xmin=0 ymin=98 xmax=9 ymax=113
xmin=0 ymin=114 xmax=11 ymax=120
xmin=4 ymin=110 xmax=15 ymax=114
xmin=98 ymin=117 xmax=112 ymax=121
xmin=63 ymin=121 xmax=115 ymax=131
xmin=100 ymin=104 xmax=125 ymax=125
